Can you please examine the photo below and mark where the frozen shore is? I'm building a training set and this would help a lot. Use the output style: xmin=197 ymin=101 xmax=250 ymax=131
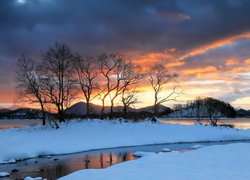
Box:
xmin=60 ymin=143 xmax=250 ymax=180
xmin=1 ymin=119 xmax=250 ymax=164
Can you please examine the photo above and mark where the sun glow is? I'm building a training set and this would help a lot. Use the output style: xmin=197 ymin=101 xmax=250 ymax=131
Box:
xmin=16 ymin=0 xmax=26 ymax=4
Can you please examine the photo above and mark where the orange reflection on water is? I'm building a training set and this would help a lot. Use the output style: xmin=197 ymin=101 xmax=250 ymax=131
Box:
xmin=161 ymin=118 xmax=250 ymax=129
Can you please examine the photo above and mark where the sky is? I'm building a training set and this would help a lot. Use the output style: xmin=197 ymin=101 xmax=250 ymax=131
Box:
xmin=0 ymin=0 xmax=250 ymax=109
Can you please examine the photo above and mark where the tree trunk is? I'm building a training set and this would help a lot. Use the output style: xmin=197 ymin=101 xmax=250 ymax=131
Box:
xmin=123 ymin=105 xmax=127 ymax=118
xmin=39 ymin=101 xmax=46 ymax=126
xmin=86 ymin=99 xmax=90 ymax=117
xmin=41 ymin=107 xmax=46 ymax=125
xmin=58 ymin=108 xmax=64 ymax=122
xmin=154 ymin=94 xmax=158 ymax=117
xmin=109 ymin=99 xmax=114 ymax=119
xmin=154 ymin=103 xmax=158 ymax=117
xmin=101 ymin=99 xmax=105 ymax=118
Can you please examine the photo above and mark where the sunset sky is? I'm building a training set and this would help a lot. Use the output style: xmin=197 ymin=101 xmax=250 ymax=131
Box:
xmin=1 ymin=0 xmax=250 ymax=109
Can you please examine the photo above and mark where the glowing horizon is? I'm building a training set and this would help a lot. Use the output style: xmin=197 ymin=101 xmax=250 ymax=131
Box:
xmin=1 ymin=1 xmax=250 ymax=110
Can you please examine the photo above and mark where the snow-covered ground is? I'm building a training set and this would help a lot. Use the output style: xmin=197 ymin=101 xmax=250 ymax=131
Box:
xmin=1 ymin=119 xmax=250 ymax=164
xmin=60 ymin=143 xmax=250 ymax=180
xmin=0 ymin=172 xmax=10 ymax=177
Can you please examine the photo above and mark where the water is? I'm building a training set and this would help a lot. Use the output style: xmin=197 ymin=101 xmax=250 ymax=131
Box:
xmin=161 ymin=118 xmax=250 ymax=129
xmin=0 ymin=141 xmax=248 ymax=180
xmin=0 ymin=119 xmax=42 ymax=130
xmin=1 ymin=118 xmax=250 ymax=131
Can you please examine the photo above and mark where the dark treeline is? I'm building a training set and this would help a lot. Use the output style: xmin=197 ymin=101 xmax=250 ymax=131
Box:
xmin=16 ymin=42 xmax=179 ymax=126
xmin=172 ymin=97 xmax=236 ymax=126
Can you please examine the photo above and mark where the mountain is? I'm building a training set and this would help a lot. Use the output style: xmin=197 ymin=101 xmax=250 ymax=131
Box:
xmin=236 ymin=109 xmax=250 ymax=117
xmin=65 ymin=102 xmax=134 ymax=116
xmin=65 ymin=102 xmax=102 ymax=115
xmin=65 ymin=101 xmax=171 ymax=116
xmin=0 ymin=108 xmax=45 ymax=119
xmin=136 ymin=104 xmax=172 ymax=114
xmin=0 ymin=108 xmax=11 ymax=113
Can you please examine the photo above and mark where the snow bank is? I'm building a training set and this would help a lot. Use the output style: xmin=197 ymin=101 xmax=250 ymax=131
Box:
xmin=1 ymin=119 xmax=250 ymax=163
xmin=190 ymin=144 xmax=203 ymax=149
xmin=161 ymin=148 xmax=171 ymax=152
xmin=0 ymin=172 xmax=10 ymax=177
xmin=24 ymin=177 xmax=43 ymax=180
xmin=133 ymin=151 xmax=156 ymax=157
xmin=60 ymin=143 xmax=250 ymax=180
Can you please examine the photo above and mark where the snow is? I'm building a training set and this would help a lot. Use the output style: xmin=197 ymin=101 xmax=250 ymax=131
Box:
xmin=60 ymin=143 xmax=250 ymax=180
xmin=0 ymin=172 xmax=10 ymax=177
xmin=24 ymin=177 xmax=43 ymax=180
xmin=167 ymin=106 xmax=227 ymax=119
xmin=133 ymin=151 xmax=156 ymax=157
xmin=190 ymin=144 xmax=203 ymax=149
xmin=0 ymin=159 xmax=16 ymax=164
xmin=161 ymin=148 xmax=171 ymax=152
xmin=1 ymin=119 xmax=250 ymax=164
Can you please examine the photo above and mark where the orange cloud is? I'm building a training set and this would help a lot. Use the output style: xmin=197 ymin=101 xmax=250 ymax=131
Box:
xmin=244 ymin=59 xmax=250 ymax=64
xmin=178 ymin=32 xmax=250 ymax=61
xmin=182 ymin=66 xmax=217 ymax=75
xmin=166 ymin=61 xmax=185 ymax=67
xmin=227 ymin=66 xmax=250 ymax=74
xmin=130 ymin=51 xmax=173 ymax=65
xmin=226 ymin=58 xmax=237 ymax=66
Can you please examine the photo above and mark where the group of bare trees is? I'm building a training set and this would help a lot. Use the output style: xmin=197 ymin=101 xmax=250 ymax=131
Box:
xmin=16 ymin=42 xmax=179 ymax=125
xmin=16 ymin=43 xmax=76 ymax=127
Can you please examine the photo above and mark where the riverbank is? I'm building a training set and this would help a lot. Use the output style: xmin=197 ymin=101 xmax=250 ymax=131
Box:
xmin=60 ymin=143 xmax=250 ymax=180
xmin=1 ymin=119 xmax=250 ymax=164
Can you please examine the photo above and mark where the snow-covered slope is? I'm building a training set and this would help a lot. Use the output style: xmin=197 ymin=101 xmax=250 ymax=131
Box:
xmin=60 ymin=143 xmax=250 ymax=180
xmin=1 ymin=119 xmax=250 ymax=164
xmin=168 ymin=106 xmax=223 ymax=118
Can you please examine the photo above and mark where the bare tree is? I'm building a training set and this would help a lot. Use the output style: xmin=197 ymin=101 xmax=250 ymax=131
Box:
xmin=121 ymin=89 xmax=138 ymax=116
xmin=16 ymin=55 xmax=46 ymax=125
xmin=97 ymin=53 xmax=123 ymax=117
xmin=120 ymin=63 xmax=144 ymax=116
xmin=98 ymin=54 xmax=144 ymax=118
xmin=148 ymin=64 xmax=180 ymax=117
xmin=73 ymin=55 xmax=99 ymax=117
xmin=39 ymin=42 xmax=76 ymax=122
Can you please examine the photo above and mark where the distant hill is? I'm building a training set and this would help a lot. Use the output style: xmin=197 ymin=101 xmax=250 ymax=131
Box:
xmin=168 ymin=97 xmax=236 ymax=119
xmin=0 ymin=108 xmax=45 ymax=119
xmin=0 ymin=108 xmax=11 ymax=113
xmin=65 ymin=102 xmax=101 ymax=115
xmin=236 ymin=109 xmax=250 ymax=117
xmin=65 ymin=102 xmax=134 ymax=116
xmin=135 ymin=104 xmax=172 ymax=114
xmin=65 ymin=101 xmax=172 ymax=116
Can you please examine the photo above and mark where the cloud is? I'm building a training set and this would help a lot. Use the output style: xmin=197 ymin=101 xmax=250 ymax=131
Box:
xmin=1 ymin=0 xmax=250 ymax=108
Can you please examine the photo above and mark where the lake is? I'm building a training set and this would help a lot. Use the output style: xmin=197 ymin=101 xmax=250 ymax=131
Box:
xmin=161 ymin=118 xmax=250 ymax=129
xmin=1 ymin=118 xmax=250 ymax=130
xmin=0 ymin=119 xmax=42 ymax=130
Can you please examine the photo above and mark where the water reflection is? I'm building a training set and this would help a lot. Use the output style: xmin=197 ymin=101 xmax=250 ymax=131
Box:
xmin=0 ymin=119 xmax=41 ymax=130
xmin=0 ymin=151 xmax=136 ymax=180
xmin=161 ymin=118 xmax=250 ymax=129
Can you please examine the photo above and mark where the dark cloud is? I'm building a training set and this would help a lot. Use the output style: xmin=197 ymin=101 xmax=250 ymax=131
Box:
xmin=1 ymin=0 xmax=250 ymax=107
xmin=1 ymin=0 xmax=250 ymax=57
